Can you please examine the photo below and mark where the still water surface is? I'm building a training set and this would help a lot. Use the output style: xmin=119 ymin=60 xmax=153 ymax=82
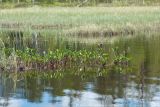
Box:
xmin=0 ymin=31 xmax=160 ymax=107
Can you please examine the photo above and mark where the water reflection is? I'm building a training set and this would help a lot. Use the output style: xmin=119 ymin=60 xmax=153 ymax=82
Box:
xmin=0 ymin=31 xmax=160 ymax=106
xmin=0 ymin=69 xmax=159 ymax=107
xmin=0 ymin=31 xmax=110 ymax=51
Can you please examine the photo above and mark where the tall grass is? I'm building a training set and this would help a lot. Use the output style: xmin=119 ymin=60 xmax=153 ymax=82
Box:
xmin=0 ymin=6 xmax=160 ymax=35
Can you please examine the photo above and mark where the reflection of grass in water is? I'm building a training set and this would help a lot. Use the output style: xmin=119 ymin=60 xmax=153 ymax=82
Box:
xmin=0 ymin=38 xmax=6 ymax=68
xmin=0 ymin=7 xmax=160 ymax=35
xmin=2 ymin=67 xmax=131 ymax=82
xmin=64 ymin=36 xmax=108 ymax=44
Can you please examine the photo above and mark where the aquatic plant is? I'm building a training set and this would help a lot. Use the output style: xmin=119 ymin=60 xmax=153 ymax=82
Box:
xmin=0 ymin=47 xmax=132 ymax=73
xmin=111 ymin=47 xmax=132 ymax=73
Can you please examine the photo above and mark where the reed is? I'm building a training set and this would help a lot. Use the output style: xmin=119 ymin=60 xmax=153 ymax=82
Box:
xmin=0 ymin=6 xmax=160 ymax=36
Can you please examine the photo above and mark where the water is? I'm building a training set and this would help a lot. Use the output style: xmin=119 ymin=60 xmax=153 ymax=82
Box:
xmin=0 ymin=31 xmax=160 ymax=107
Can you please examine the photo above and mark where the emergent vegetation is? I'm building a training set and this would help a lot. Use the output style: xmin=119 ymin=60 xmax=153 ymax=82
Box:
xmin=1 ymin=47 xmax=131 ymax=73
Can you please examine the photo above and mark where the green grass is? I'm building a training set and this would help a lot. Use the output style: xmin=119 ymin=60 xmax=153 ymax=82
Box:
xmin=0 ymin=6 xmax=160 ymax=35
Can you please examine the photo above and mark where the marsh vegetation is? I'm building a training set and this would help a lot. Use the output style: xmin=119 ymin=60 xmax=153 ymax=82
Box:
xmin=0 ymin=1 xmax=160 ymax=106
xmin=1 ymin=7 xmax=160 ymax=36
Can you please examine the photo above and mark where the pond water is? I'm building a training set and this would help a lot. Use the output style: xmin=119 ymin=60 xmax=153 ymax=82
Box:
xmin=0 ymin=31 xmax=160 ymax=107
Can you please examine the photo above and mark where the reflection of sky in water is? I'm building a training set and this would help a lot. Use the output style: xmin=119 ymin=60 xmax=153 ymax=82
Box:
xmin=0 ymin=86 xmax=160 ymax=107
xmin=1 ymin=91 xmax=113 ymax=107
xmin=1 ymin=73 xmax=160 ymax=107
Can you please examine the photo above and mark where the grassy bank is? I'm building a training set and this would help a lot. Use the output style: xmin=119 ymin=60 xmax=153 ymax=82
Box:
xmin=0 ymin=6 xmax=160 ymax=35
xmin=0 ymin=0 xmax=160 ymax=9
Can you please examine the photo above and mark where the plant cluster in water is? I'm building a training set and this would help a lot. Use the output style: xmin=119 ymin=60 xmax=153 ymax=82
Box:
xmin=2 ymin=47 xmax=132 ymax=73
